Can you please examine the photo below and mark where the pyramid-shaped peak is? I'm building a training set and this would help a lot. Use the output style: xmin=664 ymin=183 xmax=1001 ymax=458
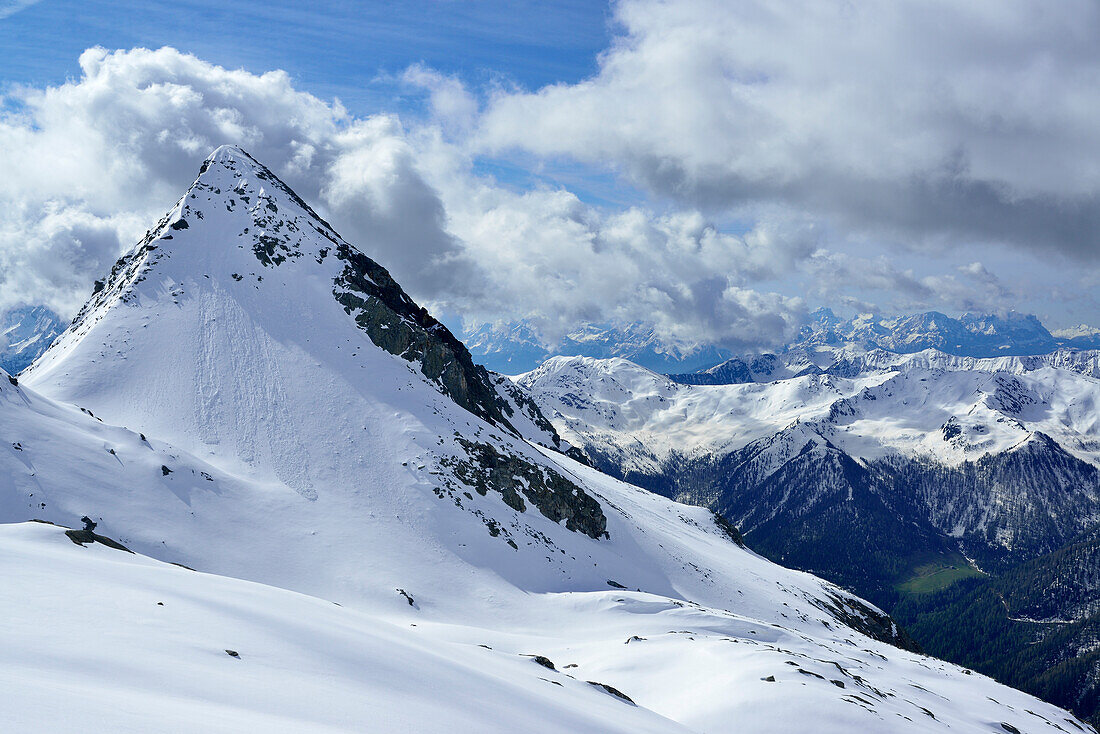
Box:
xmin=201 ymin=144 xmax=265 ymax=172
xmin=27 ymin=146 xmax=559 ymax=456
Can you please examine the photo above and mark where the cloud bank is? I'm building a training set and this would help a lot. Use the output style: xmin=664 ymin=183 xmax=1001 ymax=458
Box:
xmin=0 ymin=46 xmax=813 ymax=348
xmin=3 ymin=0 xmax=1098 ymax=353
xmin=481 ymin=0 xmax=1100 ymax=259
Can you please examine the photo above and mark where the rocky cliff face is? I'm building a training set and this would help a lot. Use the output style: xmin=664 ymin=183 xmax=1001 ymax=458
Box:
xmin=333 ymin=242 xmax=530 ymax=438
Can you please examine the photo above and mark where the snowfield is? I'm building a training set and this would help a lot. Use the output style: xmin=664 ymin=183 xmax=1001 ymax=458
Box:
xmin=5 ymin=514 xmax=1089 ymax=734
xmin=2 ymin=146 xmax=1092 ymax=733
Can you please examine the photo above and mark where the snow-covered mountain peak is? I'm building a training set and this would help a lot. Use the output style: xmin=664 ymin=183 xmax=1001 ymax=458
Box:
xmin=27 ymin=146 xmax=555 ymax=451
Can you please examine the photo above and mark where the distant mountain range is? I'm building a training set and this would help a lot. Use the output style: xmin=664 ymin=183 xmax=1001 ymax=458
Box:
xmin=463 ymin=320 xmax=734 ymax=374
xmin=9 ymin=297 xmax=1097 ymax=381
xmin=796 ymin=307 xmax=1100 ymax=357
xmin=0 ymin=305 xmax=63 ymax=374
xmin=463 ymin=309 xmax=1100 ymax=376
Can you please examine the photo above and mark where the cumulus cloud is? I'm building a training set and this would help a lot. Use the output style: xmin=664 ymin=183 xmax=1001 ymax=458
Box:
xmin=480 ymin=0 xmax=1100 ymax=258
xmin=0 ymin=45 xmax=811 ymax=350
xmin=0 ymin=46 xmax=468 ymax=314
xmin=438 ymin=179 xmax=811 ymax=346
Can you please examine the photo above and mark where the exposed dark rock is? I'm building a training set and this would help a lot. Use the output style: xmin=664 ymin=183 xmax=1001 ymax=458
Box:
xmin=225 ymin=650 xmax=240 ymax=658
xmin=810 ymin=591 xmax=920 ymax=653
xmin=526 ymin=655 xmax=556 ymax=670
xmin=332 ymin=244 xmax=532 ymax=438
xmin=587 ymin=681 xmax=635 ymax=705
xmin=440 ymin=437 xmax=608 ymax=540
xmin=941 ymin=417 xmax=962 ymax=441
xmin=64 ymin=525 xmax=132 ymax=553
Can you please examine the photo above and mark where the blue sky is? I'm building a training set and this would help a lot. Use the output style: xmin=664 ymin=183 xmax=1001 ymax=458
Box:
xmin=0 ymin=1 xmax=609 ymax=112
xmin=0 ymin=0 xmax=653 ymax=212
xmin=1 ymin=0 xmax=1098 ymax=346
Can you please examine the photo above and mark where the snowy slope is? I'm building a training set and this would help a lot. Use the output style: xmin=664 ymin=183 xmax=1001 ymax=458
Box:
xmin=0 ymin=521 xmax=686 ymax=734
xmin=3 ymin=146 xmax=1090 ymax=733
xmin=9 ymin=519 xmax=1092 ymax=734
xmin=12 ymin=361 xmax=1087 ymax=732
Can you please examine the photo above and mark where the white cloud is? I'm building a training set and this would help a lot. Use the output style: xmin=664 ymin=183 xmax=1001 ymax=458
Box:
xmin=479 ymin=0 xmax=1100 ymax=258
xmin=437 ymin=178 xmax=810 ymax=347
xmin=0 ymin=46 xmax=810 ymax=350
xmin=0 ymin=47 xmax=460 ymax=314
xmin=401 ymin=65 xmax=479 ymax=134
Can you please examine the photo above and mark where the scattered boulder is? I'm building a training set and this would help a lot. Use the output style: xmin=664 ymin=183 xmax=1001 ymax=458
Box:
xmin=526 ymin=655 xmax=556 ymax=670
xmin=64 ymin=517 xmax=132 ymax=553
xmin=587 ymin=681 xmax=635 ymax=705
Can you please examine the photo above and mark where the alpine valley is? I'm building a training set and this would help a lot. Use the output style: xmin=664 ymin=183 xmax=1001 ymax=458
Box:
xmin=2 ymin=146 xmax=1095 ymax=734
xmin=518 ymin=342 xmax=1100 ymax=724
